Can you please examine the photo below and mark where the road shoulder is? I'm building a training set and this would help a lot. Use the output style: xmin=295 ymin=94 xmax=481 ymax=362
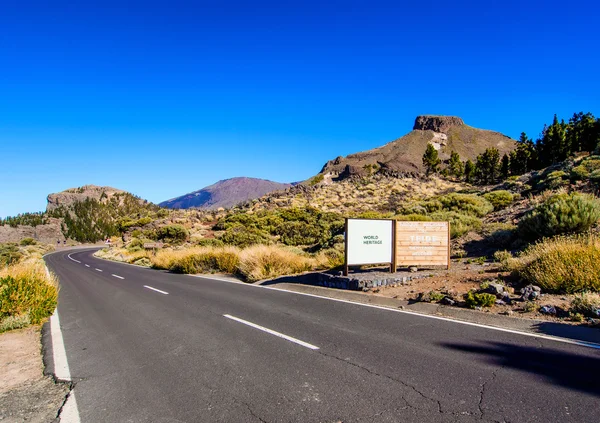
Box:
xmin=0 ymin=327 xmax=68 ymax=423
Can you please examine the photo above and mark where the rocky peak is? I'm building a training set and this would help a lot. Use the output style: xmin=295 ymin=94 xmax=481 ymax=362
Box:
xmin=413 ymin=115 xmax=465 ymax=133
xmin=46 ymin=185 xmax=125 ymax=212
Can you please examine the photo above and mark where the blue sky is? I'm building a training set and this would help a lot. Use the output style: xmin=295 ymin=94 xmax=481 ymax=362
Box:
xmin=1 ymin=0 xmax=599 ymax=218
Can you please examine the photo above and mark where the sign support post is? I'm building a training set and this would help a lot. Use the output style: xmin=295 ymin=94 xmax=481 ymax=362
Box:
xmin=343 ymin=218 xmax=349 ymax=276
xmin=391 ymin=219 xmax=397 ymax=273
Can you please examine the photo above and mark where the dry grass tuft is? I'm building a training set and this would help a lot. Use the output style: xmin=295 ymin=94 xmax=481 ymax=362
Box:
xmin=238 ymin=245 xmax=316 ymax=282
xmin=0 ymin=260 xmax=58 ymax=330
xmin=509 ymin=234 xmax=600 ymax=293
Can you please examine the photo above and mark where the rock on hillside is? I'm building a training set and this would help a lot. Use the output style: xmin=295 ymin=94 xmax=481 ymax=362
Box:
xmin=46 ymin=185 xmax=126 ymax=212
xmin=320 ymin=115 xmax=516 ymax=179
xmin=0 ymin=218 xmax=65 ymax=244
xmin=160 ymin=177 xmax=292 ymax=210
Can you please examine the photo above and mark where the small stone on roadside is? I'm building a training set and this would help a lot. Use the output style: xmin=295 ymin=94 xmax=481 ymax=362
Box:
xmin=539 ymin=305 xmax=557 ymax=315
xmin=440 ymin=296 xmax=456 ymax=306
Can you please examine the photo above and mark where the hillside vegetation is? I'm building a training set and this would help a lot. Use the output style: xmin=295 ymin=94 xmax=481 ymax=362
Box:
xmin=0 ymin=242 xmax=58 ymax=332
xmin=93 ymin=112 xmax=600 ymax=314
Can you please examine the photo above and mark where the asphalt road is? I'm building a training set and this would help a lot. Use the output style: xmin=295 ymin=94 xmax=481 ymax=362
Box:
xmin=44 ymin=248 xmax=600 ymax=423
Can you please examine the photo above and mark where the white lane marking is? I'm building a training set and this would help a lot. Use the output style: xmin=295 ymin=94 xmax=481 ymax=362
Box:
xmin=95 ymin=268 xmax=103 ymax=272
xmin=144 ymin=285 xmax=169 ymax=295
xmin=224 ymin=314 xmax=319 ymax=350
xmin=190 ymin=276 xmax=600 ymax=351
xmin=93 ymin=255 xmax=600 ymax=351
xmin=111 ymin=274 xmax=124 ymax=279
xmin=84 ymin=264 xmax=90 ymax=267
xmin=50 ymin=310 xmax=81 ymax=423
xmin=67 ymin=253 xmax=81 ymax=264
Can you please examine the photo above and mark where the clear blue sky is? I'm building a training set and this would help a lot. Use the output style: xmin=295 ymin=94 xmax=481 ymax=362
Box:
xmin=1 ymin=0 xmax=599 ymax=218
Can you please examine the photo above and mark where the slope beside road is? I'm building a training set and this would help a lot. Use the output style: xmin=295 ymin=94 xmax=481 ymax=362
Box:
xmin=44 ymin=248 xmax=600 ymax=422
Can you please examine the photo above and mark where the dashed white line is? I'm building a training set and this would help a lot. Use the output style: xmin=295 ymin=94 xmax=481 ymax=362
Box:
xmin=95 ymin=268 xmax=103 ymax=272
xmin=67 ymin=253 xmax=81 ymax=264
xmin=144 ymin=285 xmax=168 ymax=295
xmin=84 ymin=264 xmax=90 ymax=267
xmin=223 ymin=314 xmax=319 ymax=350
xmin=111 ymin=274 xmax=124 ymax=279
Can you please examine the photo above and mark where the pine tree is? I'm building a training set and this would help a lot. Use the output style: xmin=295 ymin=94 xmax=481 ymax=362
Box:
xmin=422 ymin=144 xmax=441 ymax=176
xmin=475 ymin=148 xmax=500 ymax=184
xmin=464 ymin=160 xmax=475 ymax=183
xmin=501 ymin=154 xmax=510 ymax=179
xmin=448 ymin=151 xmax=464 ymax=179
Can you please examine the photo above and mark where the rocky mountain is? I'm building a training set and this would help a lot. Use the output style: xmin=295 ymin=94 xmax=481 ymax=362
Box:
xmin=160 ymin=177 xmax=291 ymax=210
xmin=320 ymin=115 xmax=516 ymax=179
xmin=0 ymin=185 xmax=160 ymax=245
xmin=46 ymin=185 xmax=127 ymax=212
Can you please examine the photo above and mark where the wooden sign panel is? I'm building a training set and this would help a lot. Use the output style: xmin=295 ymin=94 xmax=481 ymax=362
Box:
xmin=395 ymin=221 xmax=449 ymax=268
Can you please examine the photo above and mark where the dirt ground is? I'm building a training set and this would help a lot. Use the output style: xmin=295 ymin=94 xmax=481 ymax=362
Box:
xmin=358 ymin=261 xmax=580 ymax=324
xmin=0 ymin=327 xmax=68 ymax=423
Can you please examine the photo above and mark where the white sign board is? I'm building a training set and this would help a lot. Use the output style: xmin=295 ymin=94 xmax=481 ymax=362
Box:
xmin=346 ymin=219 xmax=393 ymax=265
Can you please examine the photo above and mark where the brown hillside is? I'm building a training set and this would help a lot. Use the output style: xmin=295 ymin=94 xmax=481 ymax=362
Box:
xmin=320 ymin=116 xmax=516 ymax=179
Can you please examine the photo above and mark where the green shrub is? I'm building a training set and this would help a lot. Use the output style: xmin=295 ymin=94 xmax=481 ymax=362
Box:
xmin=483 ymin=190 xmax=515 ymax=211
xmin=429 ymin=211 xmax=482 ymax=238
xmin=19 ymin=238 xmax=37 ymax=246
xmin=136 ymin=217 xmax=153 ymax=226
xmin=424 ymin=193 xmax=493 ymax=218
xmin=524 ymin=301 xmax=539 ymax=313
xmin=127 ymin=238 xmax=144 ymax=250
xmin=546 ymin=170 xmax=569 ymax=189
xmin=395 ymin=214 xmax=433 ymax=222
xmin=0 ymin=313 xmax=31 ymax=333
xmin=571 ymin=158 xmax=600 ymax=181
xmin=195 ymin=238 xmax=225 ymax=248
xmin=571 ymin=164 xmax=590 ymax=180
xmin=0 ymin=272 xmax=57 ymax=325
xmin=308 ymin=174 xmax=324 ymax=186
xmin=156 ymin=225 xmax=189 ymax=242
xmin=570 ymin=293 xmax=600 ymax=318
xmin=493 ymin=250 xmax=512 ymax=270
xmin=0 ymin=244 xmax=22 ymax=266
xmin=464 ymin=291 xmax=496 ymax=308
xmin=219 ymin=225 xmax=271 ymax=248
xmin=518 ymin=192 xmax=600 ymax=240
xmin=513 ymin=234 xmax=600 ymax=293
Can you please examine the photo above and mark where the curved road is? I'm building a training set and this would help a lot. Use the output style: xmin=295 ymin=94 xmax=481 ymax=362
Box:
xmin=44 ymin=248 xmax=600 ymax=422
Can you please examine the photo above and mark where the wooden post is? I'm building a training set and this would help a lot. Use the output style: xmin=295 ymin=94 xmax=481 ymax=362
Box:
xmin=447 ymin=222 xmax=451 ymax=270
xmin=343 ymin=218 xmax=349 ymax=276
xmin=391 ymin=219 xmax=397 ymax=273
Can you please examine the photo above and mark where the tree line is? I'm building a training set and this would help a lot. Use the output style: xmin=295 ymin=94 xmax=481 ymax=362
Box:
xmin=422 ymin=111 xmax=600 ymax=184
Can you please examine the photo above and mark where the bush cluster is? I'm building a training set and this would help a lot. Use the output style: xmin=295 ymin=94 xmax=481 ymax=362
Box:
xmin=215 ymin=207 xmax=344 ymax=249
xmin=151 ymin=244 xmax=321 ymax=282
xmin=0 ymin=244 xmax=23 ymax=266
xmin=0 ymin=261 xmax=58 ymax=331
xmin=483 ymin=190 xmax=515 ymax=210
xmin=156 ymin=224 xmax=189 ymax=243
xmin=464 ymin=291 xmax=496 ymax=308
xmin=511 ymin=234 xmax=600 ymax=293
xmin=518 ymin=192 xmax=600 ymax=240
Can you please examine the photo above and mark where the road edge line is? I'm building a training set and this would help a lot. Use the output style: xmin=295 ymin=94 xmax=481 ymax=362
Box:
xmin=91 ymin=253 xmax=600 ymax=350
xmin=189 ymin=275 xmax=600 ymax=351
xmin=44 ymin=260 xmax=82 ymax=423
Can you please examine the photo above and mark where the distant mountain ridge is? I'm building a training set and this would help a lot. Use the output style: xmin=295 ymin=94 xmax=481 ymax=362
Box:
xmin=160 ymin=177 xmax=291 ymax=210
